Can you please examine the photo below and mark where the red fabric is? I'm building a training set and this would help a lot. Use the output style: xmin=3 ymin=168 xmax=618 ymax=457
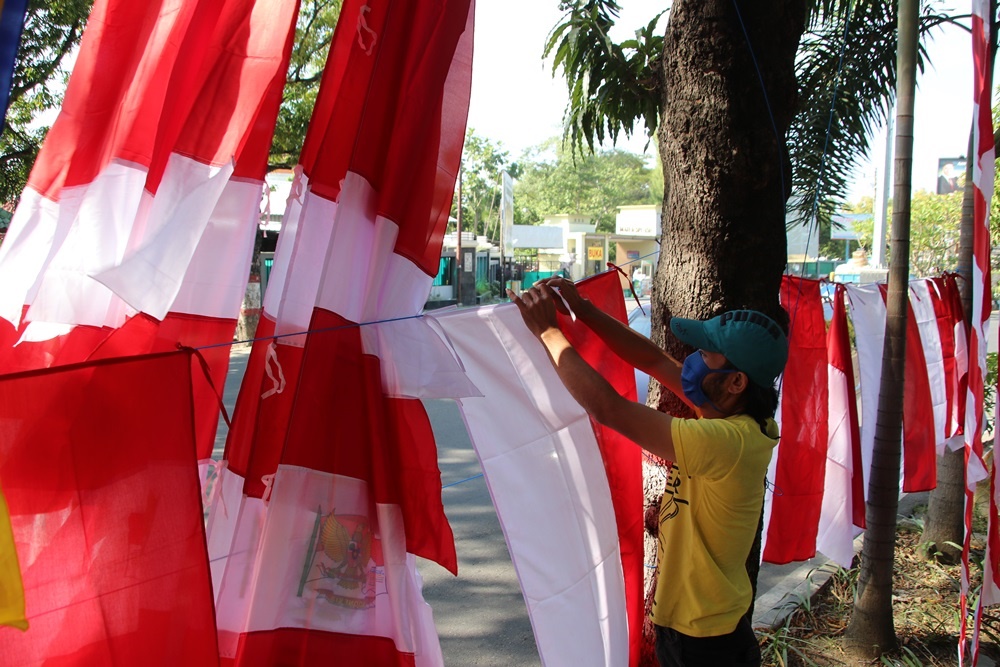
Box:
xmin=828 ymin=285 xmax=866 ymax=529
xmin=763 ymin=276 xmax=829 ymax=564
xmin=0 ymin=351 xmax=218 ymax=665
xmin=560 ymin=271 xmax=643 ymax=667
xmin=928 ymin=277 xmax=960 ymax=438
xmin=300 ymin=0 xmax=473 ymax=276
xmin=281 ymin=308 xmax=457 ymax=575
xmin=902 ymin=297 xmax=937 ymax=492
xmin=27 ymin=0 xmax=298 ymax=198
xmin=225 ymin=629 xmax=416 ymax=667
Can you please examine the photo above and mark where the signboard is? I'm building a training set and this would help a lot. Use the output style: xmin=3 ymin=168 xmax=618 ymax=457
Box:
xmin=587 ymin=246 xmax=603 ymax=261
xmin=937 ymin=157 xmax=966 ymax=195
xmin=626 ymin=250 xmax=640 ymax=260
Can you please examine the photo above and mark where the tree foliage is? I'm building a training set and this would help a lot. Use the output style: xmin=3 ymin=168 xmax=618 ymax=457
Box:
xmin=514 ymin=138 xmax=657 ymax=232
xmin=0 ymin=0 xmax=94 ymax=209
xmin=269 ymin=0 xmax=342 ymax=169
xmin=852 ymin=189 xmax=963 ymax=277
xmin=544 ymin=1 xmax=665 ymax=154
xmin=546 ymin=0 xmax=962 ymax=230
xmin=449 ymin=129 xmax=520 ymax=241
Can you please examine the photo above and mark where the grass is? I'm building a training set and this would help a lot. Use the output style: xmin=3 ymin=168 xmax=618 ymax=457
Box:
xmin=757 ymin=517 xmax=999 ymax=666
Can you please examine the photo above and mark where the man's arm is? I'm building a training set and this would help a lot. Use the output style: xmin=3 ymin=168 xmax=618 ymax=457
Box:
xmin=510 ymin=285 xmax=677 ymax=461
xmin=541 ymin=277 xmax=688 ymax=404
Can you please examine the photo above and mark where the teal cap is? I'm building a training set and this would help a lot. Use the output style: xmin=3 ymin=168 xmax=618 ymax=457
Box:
xmin=670 ymin=310 xmax=788 ymax=388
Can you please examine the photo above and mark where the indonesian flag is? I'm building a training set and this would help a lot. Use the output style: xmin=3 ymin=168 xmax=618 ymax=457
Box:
xmin=816 ymin=283 xmax=864 ymax=568
xmin=927 ymin=274 xmax=968 ymax=447
xmin=0 ymin=351 xmax=218 ymax=665
xmin=845 ymin=282 xmax=938 ymax=494
xmin=0 ymin=0 xmax=299 ymax=457
xmin=967 ymin=0 xmax=996 ymax=660
xmin=426 ymin=271 xmax=642 ymax=667
xmin=762 ymin=276 xmax=829 ymax=564
xmin=207 ymin=1 xmax=476 ymax=664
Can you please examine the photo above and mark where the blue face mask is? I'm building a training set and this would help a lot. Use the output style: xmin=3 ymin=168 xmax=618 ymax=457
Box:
xmin=680 ymin=351 xmax=737 ymax=409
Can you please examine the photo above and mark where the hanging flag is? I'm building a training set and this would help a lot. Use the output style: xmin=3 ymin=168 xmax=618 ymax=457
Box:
xmin=845 ymin=282 xmax=938 ymax=493
xmin=816 ymin=283 xmax=864 ymax=567
xmin=427 ymin=271 xmax=642 ymax=667
xmin=0 ymin=351 xmax=218 ymax=665
xmin=911 ymin=279 xmax=949 ymax=455
xmin=0 ymin=0 xmax=299 ymax=458
xmin=927 ymin=274 xmax=967 ymax=446
xmin=966 ymin=0 xmax=996 ymax=660
xmin=0 ymin=0 xmax=27 ymax=121
xmin=209 ymin=1 xmax=477 ymax=664
xmin=762 ymin=276 xmax=829 ymax=564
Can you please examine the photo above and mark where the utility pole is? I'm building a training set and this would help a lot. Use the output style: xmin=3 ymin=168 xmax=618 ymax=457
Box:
xmin=455 ymin=166 xmax=463 ymax=304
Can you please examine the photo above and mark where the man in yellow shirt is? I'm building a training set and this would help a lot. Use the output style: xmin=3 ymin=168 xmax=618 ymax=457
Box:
xmin=509 ymin=277 xmax=787 ymax=667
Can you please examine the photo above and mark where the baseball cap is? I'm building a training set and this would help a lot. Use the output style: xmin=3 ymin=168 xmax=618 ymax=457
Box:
xmin=670 ymin=310 xmax=788 ymax=388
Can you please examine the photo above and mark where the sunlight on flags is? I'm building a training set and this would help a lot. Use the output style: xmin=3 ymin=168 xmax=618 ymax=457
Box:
xmin=0 ymin=351 xmax=217 ymax=665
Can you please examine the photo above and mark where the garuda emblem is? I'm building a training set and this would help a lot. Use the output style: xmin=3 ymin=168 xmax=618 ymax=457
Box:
xmin=299 ymin=507 xmax=376 ymax=610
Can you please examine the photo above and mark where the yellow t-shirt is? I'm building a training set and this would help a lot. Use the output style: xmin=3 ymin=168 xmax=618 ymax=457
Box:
xmin=649 ymin=414 xmax=778 ymax=637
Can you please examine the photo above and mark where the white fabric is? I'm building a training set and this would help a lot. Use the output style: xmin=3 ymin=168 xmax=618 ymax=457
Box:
xmin=209 ymin=465 xmax=444 ymax=664
xmin=95 ymin=153 xmax=235 ymax=319
xmin=429 ymin=303 xmax=629 ymax=667
xmin=910 ymin=280 xmax=949 ymax=455
xmin=360 ymin=318 xmax=481 ymax=399
xmin=845 ymin=283 xmax=884 ymax=500
xmin=816 ymin=363 xmax=862 ymax=568
xmin=169 ymin=177 xmax=261 ymax=319
xmin=261 ymin=168 xmax=308 ymax=321
xmin=0 ymin=155 xmax=258 ymax=333
xmin=0 ymin=161 xmax=146 ymax=329
xmin=312 ymin=173 xmax=433 ymax=323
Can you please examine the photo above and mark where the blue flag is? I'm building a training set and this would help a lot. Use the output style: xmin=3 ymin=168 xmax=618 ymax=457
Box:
xmin=0 ymin=0 xmax=28 ymax=123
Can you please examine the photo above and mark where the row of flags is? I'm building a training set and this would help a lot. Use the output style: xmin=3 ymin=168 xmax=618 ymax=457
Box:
xmin=0 ymin=0 xmax=996 ymax=665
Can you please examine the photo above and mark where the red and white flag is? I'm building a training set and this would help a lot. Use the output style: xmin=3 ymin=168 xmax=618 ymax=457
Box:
xmin=0 ymin=351 xmax=218 ymax=665
xmin=762 ymin=276 xmax=829 ymax=564
xmin=967 ymin=0 xmax=996 ymax=660
xmin=427 ymin=271 xmax=643 ymax=667
xmin=816 ymin=283 xmax=864 ymax=567
xmin=0 ymin=0 xmax=298 ymax=457
xmin=208 ymin=1 xmax=477 ymax=664
xmin=845 ymin=282 xmax=939 ymax=494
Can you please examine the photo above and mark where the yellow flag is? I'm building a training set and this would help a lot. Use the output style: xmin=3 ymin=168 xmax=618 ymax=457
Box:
xmin=0 ymin=481 xmax=27 ymax=631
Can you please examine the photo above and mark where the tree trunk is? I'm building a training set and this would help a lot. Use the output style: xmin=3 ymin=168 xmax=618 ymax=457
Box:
xmin=642 ymin=1 xmax=805 ymax=664
xmin=843 ymin=0 xmax=919 ymax=657
xmin=235 ymin=228 xmax=264 ymax=342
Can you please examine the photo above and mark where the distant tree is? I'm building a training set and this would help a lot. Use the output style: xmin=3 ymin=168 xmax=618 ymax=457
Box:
xmin=269 ymin=0 xmax=342 ymax=169
xmin=851 ymin=189 xmax=962 ymax=277
xmin=450 ymin=129 xmax=519 ymax=241
xmin=0 ymin=0 xmax=94 ymax=208
xmin=514 ymin=139 xmax=656 ymax=232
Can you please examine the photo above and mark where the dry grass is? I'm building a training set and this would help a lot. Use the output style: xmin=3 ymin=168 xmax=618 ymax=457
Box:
xmin=757 ymin=523 xmax=1000 ymax=666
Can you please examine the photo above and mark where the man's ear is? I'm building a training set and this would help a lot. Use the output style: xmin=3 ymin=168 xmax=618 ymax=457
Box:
xmin=728 ymin=371 xmax=749 ymax=395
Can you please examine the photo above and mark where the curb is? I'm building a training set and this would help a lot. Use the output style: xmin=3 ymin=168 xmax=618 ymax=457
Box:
xmin=752 ymin=491 xmax=929 ymax=632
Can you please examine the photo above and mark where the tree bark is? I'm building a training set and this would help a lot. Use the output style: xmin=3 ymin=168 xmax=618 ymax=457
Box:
xmin=843 ymin=0 xmax=919 ymax=657
xmin=642 ymin=1 xmax=805 ymax=664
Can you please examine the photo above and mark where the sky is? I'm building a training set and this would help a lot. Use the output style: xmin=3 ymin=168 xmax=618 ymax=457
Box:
xmin=467 ymin=2 xmax=977 ymax=203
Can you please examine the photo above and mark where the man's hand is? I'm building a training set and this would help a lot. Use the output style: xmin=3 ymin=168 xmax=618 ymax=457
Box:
xmin=538 ymin=276 xmax=587 ymax=316
xmin=507 ymin=285 xmax=560 ymax=338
